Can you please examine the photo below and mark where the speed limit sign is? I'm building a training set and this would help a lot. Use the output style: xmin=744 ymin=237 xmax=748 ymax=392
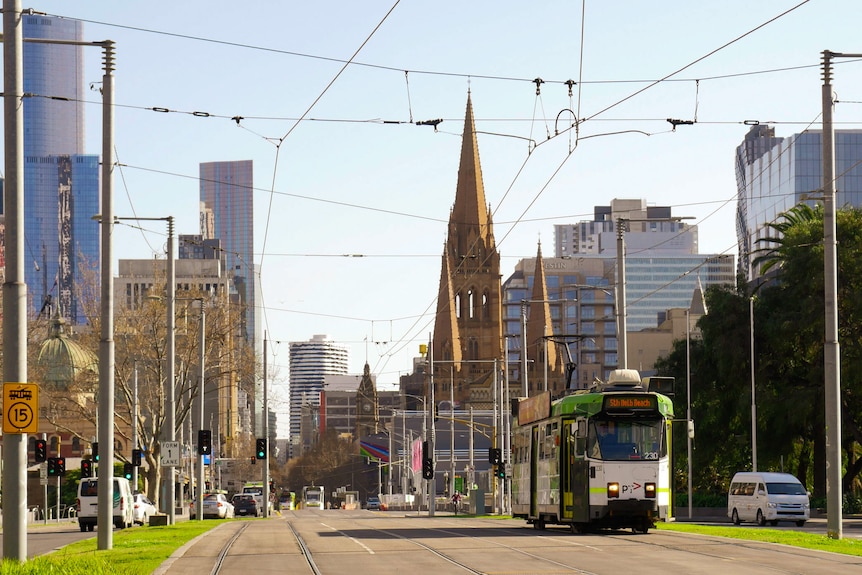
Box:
xmin=3 ymin=383 xmax=39 ymax=434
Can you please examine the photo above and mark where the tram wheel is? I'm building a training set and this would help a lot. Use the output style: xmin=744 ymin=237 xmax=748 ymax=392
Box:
xmin=534 ymin=518 xmax=546 ymax=530
xmin=570 ymin=523 xmax=586 ymax=534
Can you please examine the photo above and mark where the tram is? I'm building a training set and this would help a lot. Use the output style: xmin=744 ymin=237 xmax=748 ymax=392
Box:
xmin=511 ymin=369 xmax=674 ymax=533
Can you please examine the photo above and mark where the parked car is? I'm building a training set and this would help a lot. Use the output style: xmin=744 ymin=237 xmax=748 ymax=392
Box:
xmin=133 ymin=493 xmax=157 ymax=525
xmin=365 ymin=496 xmax=382 ymax=511
xmin=201 ymin=493 xmax=234 ymax=519
xmin=232 ymin=494 xmax=260 ymax=517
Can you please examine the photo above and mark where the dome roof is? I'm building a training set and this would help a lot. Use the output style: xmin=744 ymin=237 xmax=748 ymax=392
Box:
xmin=37 ymin=315 xmax=99 ymax=387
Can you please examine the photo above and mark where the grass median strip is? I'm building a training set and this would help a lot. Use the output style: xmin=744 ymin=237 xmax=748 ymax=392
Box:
xmin=656 ymin=521 xmax=862 ymax=557
xmin=0 ymin=520 xmax=223 ymax=575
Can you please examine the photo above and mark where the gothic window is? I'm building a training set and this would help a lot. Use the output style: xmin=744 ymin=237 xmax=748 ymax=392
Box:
xmin=482 ymin=291 xmax=490 ymax=319
xmin=468 ymin=289 xmax=476 ymax=319
xmin=455 ymin=292 xmax=462 ymax=319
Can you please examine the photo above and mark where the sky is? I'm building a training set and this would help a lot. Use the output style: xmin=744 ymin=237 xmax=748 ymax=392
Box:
xmin=13 ymin=1 xmax=862 ymax=436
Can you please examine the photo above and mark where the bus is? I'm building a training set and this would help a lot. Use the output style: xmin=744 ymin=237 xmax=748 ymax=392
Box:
xmin=303 ymin=485 xmax=325 ymax=509
xmin=511 ymin=369 xmax=674 ymax=534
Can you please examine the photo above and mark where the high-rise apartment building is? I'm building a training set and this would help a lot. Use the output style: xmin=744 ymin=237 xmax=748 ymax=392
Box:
xmin=22 ymin=15 xmax=100 ymax=325
xmin=736 ymin=125 xmax=862 ymax=281
xmin=288 ymin=335 xmax=349 ymax=457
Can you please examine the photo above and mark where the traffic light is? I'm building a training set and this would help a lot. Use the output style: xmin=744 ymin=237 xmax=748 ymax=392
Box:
xmin=488 ymin=447 xmax=501 ymax=465
xmin=496 ymin=462 xmax=507 ymax=479
xmin=198 ymin=430 xmax=212 ymax=455
xmin=47 ymin=457 xmax=66 ymax=477
xmin=123 ymin=462 xmax=133 ymax=480
xmin=81 ymin=459 xmax=93 ymax=478
xmin=250 ymin=456 xmax=256 ymax=465
xmin=132 ymin=449 xmax=142 ymax=466
xmin=92 ymin=442 xmax=99 ymax=462
xmin=256 ymin=438 xmax=267 ymax=459
xmin=34 ymin=439 xmax=47 ymax=463
xmin=422 ymin=440 xmax=434 ymax=480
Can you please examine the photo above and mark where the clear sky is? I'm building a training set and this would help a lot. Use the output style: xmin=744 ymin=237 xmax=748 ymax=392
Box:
xmin=13 ymin=1 xmax=862 ymax=435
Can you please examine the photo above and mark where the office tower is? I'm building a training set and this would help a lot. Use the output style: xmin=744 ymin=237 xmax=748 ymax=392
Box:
xmin=289 ymin=335 xmax=349 ymax=458
xmin=199 ymin=160 xmax=256 ymax=344
xmin=736 ymin=125 xmax=862 ymax=281
xmin=22 ymin=15 xmax=100 ymax=325
xmin=199 ymin=160 xmax=261 ymax=434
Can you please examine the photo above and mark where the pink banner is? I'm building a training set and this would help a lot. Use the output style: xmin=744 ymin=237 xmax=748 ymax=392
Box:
xmin=411 ymin=438 xmax=422 ymax=472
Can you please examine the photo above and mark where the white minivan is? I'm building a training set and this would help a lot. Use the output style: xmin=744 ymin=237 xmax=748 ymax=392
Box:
xmin=77 ymin=477 xmax=135 ymax=532
xmin=727 ymin=472 xmax=810 ymax=527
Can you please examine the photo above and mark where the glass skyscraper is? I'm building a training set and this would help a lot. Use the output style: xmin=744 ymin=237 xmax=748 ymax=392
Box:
xmin=736 ymin=125 xmax=862 ymax=281
xmin=22 ymin=14 xmax=100 ymax=325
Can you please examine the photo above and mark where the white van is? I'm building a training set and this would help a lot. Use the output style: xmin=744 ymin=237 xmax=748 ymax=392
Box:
xmin=77 ymin=477 xmax=135 ymax=532
xmin=727 ymin=472 xmax=810 ymax=527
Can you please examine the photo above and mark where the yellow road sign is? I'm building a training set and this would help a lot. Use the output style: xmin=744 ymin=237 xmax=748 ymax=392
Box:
xmin=3 ymin=383 xmax=39 ymax=434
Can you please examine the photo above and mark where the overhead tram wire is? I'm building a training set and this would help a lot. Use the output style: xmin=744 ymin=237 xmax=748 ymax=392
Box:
xmin=380 ymin=5 xmax=816 ymax=372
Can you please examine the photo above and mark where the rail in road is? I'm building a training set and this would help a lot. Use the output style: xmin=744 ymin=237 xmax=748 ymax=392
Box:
xmin=155 ymin=510 xmax=862 ymax=575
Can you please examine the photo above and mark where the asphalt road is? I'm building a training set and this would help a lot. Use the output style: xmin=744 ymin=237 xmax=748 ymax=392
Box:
xmin=0 ymin=520 xmax=94 ymax=559
xmin=156 ymin=510 xmax=862 ymax=575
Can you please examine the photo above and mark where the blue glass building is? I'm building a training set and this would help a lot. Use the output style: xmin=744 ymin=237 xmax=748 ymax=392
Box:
xmin=736 ymin=125 xmax=862 ymax=281
xmin=22 ymin=14 xmax=100 ymax=325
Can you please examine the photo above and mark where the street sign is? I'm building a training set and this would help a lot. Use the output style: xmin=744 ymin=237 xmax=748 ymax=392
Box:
xmin=39 ymin=462 xmax=48 ymax=485
xmin=161 ymin=441 xmax=181 ymax=467
xmin=3 ymin=383 xmax=39 ymax=434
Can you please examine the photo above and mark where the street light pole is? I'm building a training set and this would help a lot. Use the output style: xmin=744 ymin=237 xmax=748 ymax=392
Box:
xmin=197 ymin=302 xmax=205 ymax=521
xmin=165 ymin=218 xmax=176 ymax=524
xmin=820 ymin=50 xmax=862 ymax=540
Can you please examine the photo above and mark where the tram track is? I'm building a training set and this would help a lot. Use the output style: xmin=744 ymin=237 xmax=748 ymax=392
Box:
xmin=287 ymin=519 xmax=323 ymax=575
xmin=209 ymin=523 xmax=249 ymax=575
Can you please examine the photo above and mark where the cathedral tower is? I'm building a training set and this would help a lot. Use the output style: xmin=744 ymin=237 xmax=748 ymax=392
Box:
xmin=432 ymin=94 xmax=503 ymax=408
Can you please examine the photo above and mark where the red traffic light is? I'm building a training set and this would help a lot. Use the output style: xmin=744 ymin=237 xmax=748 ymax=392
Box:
xmin=34 ymin=439 xmax=47 ymax=463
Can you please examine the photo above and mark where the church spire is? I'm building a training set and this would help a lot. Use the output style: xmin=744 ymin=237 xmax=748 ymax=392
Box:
xmin=526 ymin=241 xmax=564 ymax=394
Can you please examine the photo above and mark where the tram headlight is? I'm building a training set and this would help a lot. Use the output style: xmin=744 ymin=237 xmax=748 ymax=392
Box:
xmin=607 ymin=482 xmax=620 ymax=498
xmin=645 ymin=482 xmax=656 ymax=498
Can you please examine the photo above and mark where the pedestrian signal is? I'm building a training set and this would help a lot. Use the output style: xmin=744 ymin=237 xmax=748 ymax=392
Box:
xmin=198 ymin=430 xmax=212 ymax=455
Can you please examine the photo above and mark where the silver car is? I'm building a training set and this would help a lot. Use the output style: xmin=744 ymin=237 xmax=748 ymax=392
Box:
xmin=202 ymin=493 xmax=235 ymax=519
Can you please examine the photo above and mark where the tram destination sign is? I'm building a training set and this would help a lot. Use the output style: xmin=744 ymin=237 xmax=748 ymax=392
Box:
xmin=603 ymin=394 xmax=658 ymax=413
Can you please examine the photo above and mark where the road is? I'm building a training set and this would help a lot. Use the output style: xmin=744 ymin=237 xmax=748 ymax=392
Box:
xmin=0 ymin=520 xmax=94 ymax=559
xmin=156 ymin=510 xmax=862 ymax=575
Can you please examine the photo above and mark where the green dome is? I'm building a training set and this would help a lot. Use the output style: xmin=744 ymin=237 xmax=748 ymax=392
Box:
xmin=37 ymin=315 xmax=99 ymax=387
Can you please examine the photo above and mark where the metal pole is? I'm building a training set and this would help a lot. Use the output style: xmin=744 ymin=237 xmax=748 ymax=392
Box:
xmin=96 ymin=40 xmax=116 ymax=549
xmin=428 ymin=334 xmax=435 ymax=517
xmin=686 ymin=310 xmax=693 ymax=520
xmin=388 ymin=412 xmax=394 ymax=497
xmin=166 ymin=217 xmax=176 ymax=525
xmin=196 ymin=304 xmax=205 ymax=521
xmin=133 ymin=363 xmax=138 ymax=490
xmin=2 ymin=1 xmax=27 ymax=559
xmin=616 ymin=219 xmax=628 ymax=369
xmin=750 ymin=297 xmax=757 ymax=472
xmin=492 ymin=356 xmax=498 ymax=514
xmin=263 ymin=334 xmax=270 ymax=517
xmin=521 ymin=300 xmax=528 ymax=396
xmin=822 ymin=50 xmax=843 ymax=539
xmin=402 ymin=409 xmax=407 ymax=496
xmin=450 ymin=370 xmax=455 ymax=497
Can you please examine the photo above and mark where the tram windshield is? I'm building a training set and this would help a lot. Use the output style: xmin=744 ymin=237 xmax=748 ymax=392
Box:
xmin=588 ymin=418 xmax=666 ymax=461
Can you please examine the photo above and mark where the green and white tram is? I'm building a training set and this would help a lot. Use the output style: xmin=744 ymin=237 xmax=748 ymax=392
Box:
xmin=512 ymin=369 xmax=674 ymax=533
